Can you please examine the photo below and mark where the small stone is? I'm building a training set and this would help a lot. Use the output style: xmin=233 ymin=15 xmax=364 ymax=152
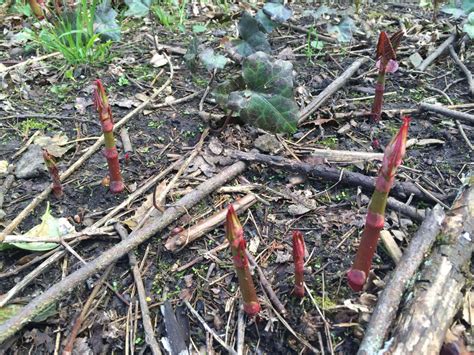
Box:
xmin=15 ymin=145 xmax=46 ymax=179
xmin=82 ymin=218 xmax=94 ymax=227
xmin=0 ymin=209 xmax=6 ymax=221
xmin=254 ymin=134 xmax=282 ymax=154
xmin=0 ymin=160 xmax=9 ymax=177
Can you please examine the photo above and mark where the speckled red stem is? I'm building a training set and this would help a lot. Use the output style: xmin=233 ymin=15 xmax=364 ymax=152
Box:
xmin=292 ymin=230 xmax=305 ymax=297
xmin=43 ymin=150 xmax=63 ymax=199
xmin=348 ymin=117 xmax=410 ymax=291
xmin=226 ymin=205 xmax=261 ymax=316
xmin=94 ymin=80 xmax=124 ymax=194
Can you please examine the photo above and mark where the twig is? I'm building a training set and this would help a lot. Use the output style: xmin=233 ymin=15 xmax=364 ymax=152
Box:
xmin=298 ymin=57 xmax=368 ymax=124
xmin=419 ymin=103 xmax=474 ymax=125
xmin=0 ymin=52 xmax=61 ymax=74
xmin=0 ymin=55 xmax=174 ymax=237
xmin=11 ymin=131 xmax=41 ymax=159
xmin=282 ymin=22 xmax=336 ymax=43
xmin=448 ymin=45 xmax=474 ymax=97
xmin=150 ymin=91 xmax=204 ymax=109
xmin=165 ymin=193 xmax=256 ymax=252
xmin=62 ymin=264 xmax=114 ymax=355
xmin=358 ymin=194 xmax=425 ymax=223
xmin=0 ymin=226 xmax=114 ymax=244
xmin=358 ymin=205 xmax=445 ymax=354
xmin=173 ymin=242 xmax=229 ymax=272
xmin=236 ymin=306 xmax=246 ymax=355
xmin=246 ymin=251 xmax=287 ymax=316
xmin=227 ymin=149 xmax=448 ymax=203
xmin=334 ymin=103 xmax=474 ymax=119
xmin=184 ymin=300 xmax=237 ymax=355
xmin=417 ymin=33 xmax=456 ymax=72
xmin=0 ymin=161 xmax=247 ymax=343
xmin=115 ymin=224 xmax=162 ymax=355
xmin=0 ymin=249 xmax=65 ymax=307
xmin=265 ymin=296 xmax=320 ymax=353
xmin=456 ymin=120 xmax=474 ymax=151
xmin=386 ymin=181 xmax=473 ymax=354
xmin=120 ymin=128 xmax=134 ymax=154
xmin=301 ymin=148 xmax=383 ymax=162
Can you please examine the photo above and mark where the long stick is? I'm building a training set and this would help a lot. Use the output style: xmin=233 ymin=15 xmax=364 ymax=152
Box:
xmin=0 ymin=161 xmax=247 ymax=344
xmin=420 ymin=102 xmax=474 ymax=125
xmin=228 ymin=149 xmax=448 ymax=203
xmin=386 ymin=181 xmax=473 ymax=354
xmin=448 ymin=45 xmax=474 ymax=97
xmin=0 ymin=55 xmax=174 ymax=237
xmin=115 ymin=224 xmax=162 ymax=355
xmin=357 ymin=205 xmax=445 ymax=354
xmin=298 ymin=57 xmax=368 ymax=125
xmin=417 ymin=33 xmax=456 ymax=72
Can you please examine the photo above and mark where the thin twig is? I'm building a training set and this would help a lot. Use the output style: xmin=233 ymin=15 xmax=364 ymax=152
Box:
xmin=184 ymin=300 xmax=238 ymax=355
xmin=448 ymin=45 xmax=474 ymax=97
xmin=63 ymin=264 xmax=114 ymax=355
xmin=456 ymin=120 xmax=474 ymax=151
xmin=115 ymin=224 xmax=162 ymax=355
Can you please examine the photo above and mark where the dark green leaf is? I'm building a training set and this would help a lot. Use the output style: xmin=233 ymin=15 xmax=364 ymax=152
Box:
xmin=465 ymin=12 xmax=474 ymax=38
xmin=231 ymin=12 xmax=271 ymax=57
xmin=226 ymin=51 xmax=298 ymax=133
xmin=327 ymin=17 xmax=356 ymax=42
xmin=303 ymin=5 xmax=336 ymax=19
xmin=124 ymin=0 xmax=151 ymax=17
xmin=184 ymin=36 xmax=200 ymax=70
xmin=255 ymin=9 xmax=277 ymax=33
xmin=94 ymin=0 xmax=121 ymax=41
xmin=212 ymin=76 xmax=245 ymax=108
xmin=262 ymin=2 xmax=292 ymax=23
xmin=199 ymin=48 xmax=228 ymax=71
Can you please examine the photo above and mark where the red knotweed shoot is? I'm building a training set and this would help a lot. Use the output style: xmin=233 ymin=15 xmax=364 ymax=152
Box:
xmin=94 ymin=79 xmax=125 ymax=194
xmin=43 ymin=149 xmax=63 ymax=198
xmin=225 ymin=204 xmax=261 ymax=316
xmin=371 ymin=30 xmax=404 ymax=122
xmin=292 ymin=230 xmax=305 ymax=298
xmin=28 ymin=0 xmax=45 ymax=19
xmin=347 ymin=117 xmax=410 ymax=291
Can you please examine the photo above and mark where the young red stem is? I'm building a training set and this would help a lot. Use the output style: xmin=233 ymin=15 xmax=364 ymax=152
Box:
xmin=348 ymin=117 xmax=410 ymax=291
xmin=225 ymin=205 xmax=261 ymax=316
xmin=371 ymin=69 xmax=386 ymax=123
xmin=43 ymin=149 xmax=63 ymax=198
xmin=94 ymin=80 xmax=125 ymax=194
xmin=292 ymin=230 xmax=305 ymax=297
xmin=28 ymin=0 xmax=45 ymax=19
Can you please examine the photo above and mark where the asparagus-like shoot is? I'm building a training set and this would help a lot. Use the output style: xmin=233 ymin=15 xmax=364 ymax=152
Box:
xmin=43 ymin=149 xmax=63 ymax=198
xmin=225 ymin=205 xmax=261 ymax=316
xmin=347 ymin=117 xmax=410 ymax=291
xmin=371 ymin=30 xmax=404 ymax=122
xmin=292 ymin=230 xmax=305 ymax=298
xmin=94 ymin=80 xmax=125 ymax=194
xmin=28 ymin=0 xmax=45 ymax=19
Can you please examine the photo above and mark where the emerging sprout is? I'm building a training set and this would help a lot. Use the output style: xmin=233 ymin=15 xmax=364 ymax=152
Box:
xmin=225 ymin=205 xmax=261 ymax=316
xmin=292 ymin=230 xmax=305 ymax=298
xmin=94 ymin=79 xmax=125 ymax=194
xmin=371 ymin=30 xmax=404 ymax=122
xmin=43 ymin=149 xmax=63 ymax=199
xmin=348 ymin=117 xmax=410 ymax=291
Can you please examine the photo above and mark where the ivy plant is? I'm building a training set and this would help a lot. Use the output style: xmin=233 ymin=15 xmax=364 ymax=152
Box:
xmin=215 ymin=52 xmax=299 ymax=134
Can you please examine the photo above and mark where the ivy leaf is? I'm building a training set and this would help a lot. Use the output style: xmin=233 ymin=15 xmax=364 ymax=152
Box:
xmin=226 ymin=52 xmax=298 ymax=134
xmin=124 ymin=0 xmax=151 ymax=18
xmin=199 ymin=48 xmax=228 ymax=71
xmin=465 ymin=12 xmax=474 ymax=38
xmin=255 ymin=10 xmax=277 ymax=33
xmin=327 ymin=17 xmax=356 ymax=42
xmin=262 ymin=2 xmax=292 ymax=23
xmin=184 ymin=36 xmax=200 ymax=70
xmin=231 ymin=12 xmax=271 ymax=57
xmin=212 ymin=76 xmax=245 ymax=108
xmin=303 ymin=5 xmax=337 ymax=19
xmin=94 ymin=0 xmax=121 ymax=41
